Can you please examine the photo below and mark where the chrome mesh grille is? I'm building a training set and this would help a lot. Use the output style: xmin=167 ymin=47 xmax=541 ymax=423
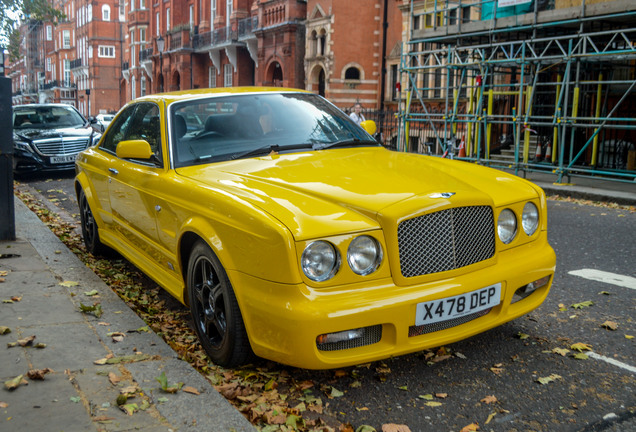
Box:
xmin=316 ymin=325 xmax=382 ymax=352
xmin=398 ymin=206 xmax=495 ymax=278
xmin=408 ymin=308 xmax=491 ymax=337
xmin=33 ymin=137 xmax=89 ymax=156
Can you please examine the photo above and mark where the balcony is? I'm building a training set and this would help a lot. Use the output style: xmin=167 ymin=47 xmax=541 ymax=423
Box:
xmin=122 ymin=61 xmax=130 ymax=81
xmin=39 ymin=80 xmax=76 ymax=90
xmin=193 ymin=16 xmax=258 ymax=51
xmin=70 ymin=58 xmax=89 ymax=79
xmin=69 ymin=58 xmax=83 ymax=70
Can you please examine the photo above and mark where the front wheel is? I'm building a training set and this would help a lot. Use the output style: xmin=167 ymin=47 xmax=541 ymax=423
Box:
xmin=79 ymin=189 xmax=109 ymax=256
xmin=187 ymin=241 xmax=253 ymax=367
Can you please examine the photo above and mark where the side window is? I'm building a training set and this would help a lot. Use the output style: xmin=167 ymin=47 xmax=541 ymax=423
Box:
xmin=100 ymin=105 xmax=137 ymax=153
xmin=126 ymin=103 xmax=161 ymax=157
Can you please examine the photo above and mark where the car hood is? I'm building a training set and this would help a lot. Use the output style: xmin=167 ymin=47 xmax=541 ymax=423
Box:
xmin=14 ymin=125 xmax=93 ymax=142
xmin=176 ymin=147 xmax=540 ymax=240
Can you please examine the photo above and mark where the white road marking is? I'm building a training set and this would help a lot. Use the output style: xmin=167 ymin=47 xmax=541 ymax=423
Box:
xmin=588 ymin=352 xmax=636 ymax=374
xmin=568 ymin=269 xmax=636 ymax=290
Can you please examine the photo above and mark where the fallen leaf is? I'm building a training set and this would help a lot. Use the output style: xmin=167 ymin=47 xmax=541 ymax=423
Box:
xmin=84 ymin=290 xmax=99 ymax=296
xmin=182 ymin=386 xmax=200 ymax=395
xmin=537 ymin=374 xmax=562 ymax=384
xmin=418 ymin=394 xmax=434 ymax=400
xmin=120 ymin=385 xmax=138 ymax=395
xmin=435 ymin=393 xmax=448 ymax=399
xmin=516 ymin=332 xmax=529 ymax=340
xmin=155 ymin=371 xmax=183 ymax=393
xmin=79 ymin=302 xmax=103 ymax=318
xmin=0 ymin=326 xmax=11 ymax=335
xmin=601 ymin=321 xmax=618 ymax=331
xmin=490 ymin=367 xmax=504 ymax=375
xmin=398 ymin=385 xmax=408 ymax=391
xmin=485 ymin=412 xmax=497 ymax=424
xmin=598 ymin=291 xmax=611 ymax=295
xmin=481 ymin=395 xmax=498 ymax=404
xmin=59 ymin=281 xmax=79 ymax=287
xmin=70 ymin=396 xmax=81 ymax=403
xmin=460 ymin=423 xmax=479 ymax=432
xmin=573 ymin=353 xmax=589 ymax=360
xmin=4 ymin=375 xmax=27 ymax=391
xmin=8 ymin=335 xmax=36 ymax=348
xmin=92 ymin=416 xmax=115 ymax=422
xmin=0 ymin=402 xmax=7 ymax=408
xmin=571 ymin=342 xmax=592 ymax=352
xmin=107 ymin=332 xmax=126 ymax=342
xmin=381 ymin=425 xmax=411 ymax=432
xmin=11 ymin=296 xmax=22 ymax=302
xmin=27 ymin=368 xmax=53 ymax=380
xmin=571 ymin=301 xmax=593 ymax=309
xmin=626 ymin=335 xmax=634 ymax=340
xmin=552 ymin=348 xmax=570 ymax=356
xmin=424 ymin=401 xmax=442 ymax=407
xmin=356 ymin=426 xmax=376 ymax=432
xmin=108 ymin=372 xmax=121 ymax=385
xmin=120 ymin=403 xmax=138 ymax=415
xmin=34 ymin=343 xmax=46 ymax=349
xmin=329 ymin=387 xmax=344 ymax=398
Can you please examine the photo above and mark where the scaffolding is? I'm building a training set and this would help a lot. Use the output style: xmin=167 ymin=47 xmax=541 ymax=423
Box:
xmin=399 ymin=0 xmax=636 ymax=184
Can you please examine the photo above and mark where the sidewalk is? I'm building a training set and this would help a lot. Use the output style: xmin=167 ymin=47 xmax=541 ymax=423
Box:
xmin=1 ymin=175 xmax=634 ymax=432
xmin=0 ymin=198 xmax=255 ymax=432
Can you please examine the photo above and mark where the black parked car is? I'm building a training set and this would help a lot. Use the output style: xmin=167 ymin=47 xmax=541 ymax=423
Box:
xmin=12 ymin=104 xmax=101 ymax=174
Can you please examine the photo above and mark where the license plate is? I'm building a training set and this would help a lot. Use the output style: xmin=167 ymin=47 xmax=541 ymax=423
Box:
xmin=50 ymin=154 xmax=78 ymax=164
xmin=415 ymin=283 xmax=501 ymax=326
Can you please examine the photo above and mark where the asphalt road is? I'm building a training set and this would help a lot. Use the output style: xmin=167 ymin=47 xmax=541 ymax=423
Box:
xmin=15 ymin=171 xmax=636 ymax=432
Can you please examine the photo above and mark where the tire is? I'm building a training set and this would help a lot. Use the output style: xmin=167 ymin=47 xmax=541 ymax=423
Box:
xmin=187 ymin=240 xmax=253 ymax=367
xmin=79 ymin=189 xmax=109 ymax=256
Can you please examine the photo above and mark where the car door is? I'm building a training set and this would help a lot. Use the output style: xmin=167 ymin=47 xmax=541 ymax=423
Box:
xmin=106 ymin=102 xmax=167 ymax=264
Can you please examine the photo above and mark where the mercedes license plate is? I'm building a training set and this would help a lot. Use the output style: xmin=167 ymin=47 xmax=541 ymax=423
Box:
xmin=50 ymin=154 xmax=77 ymax=164
xmin=415 ymin=283 xmax=501 ymax=326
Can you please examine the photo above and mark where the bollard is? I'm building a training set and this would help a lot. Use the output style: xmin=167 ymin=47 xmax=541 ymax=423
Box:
xmin=0 ymin=77 xmax=15 ymax=240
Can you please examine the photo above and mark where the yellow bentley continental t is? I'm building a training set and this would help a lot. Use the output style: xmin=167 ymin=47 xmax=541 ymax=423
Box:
xmin=75 ymin=87 xmax=556 ymax=369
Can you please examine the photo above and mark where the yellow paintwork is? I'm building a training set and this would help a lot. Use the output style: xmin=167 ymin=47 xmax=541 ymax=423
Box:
xmin=75 ymin=87 xmax=556 ymax=369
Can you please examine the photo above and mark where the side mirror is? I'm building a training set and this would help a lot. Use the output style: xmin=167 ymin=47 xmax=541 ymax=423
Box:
xmin=360 ymin=120 xmax=377 ymax=136
xmin=116 ymin=139 xmax=154 ymax=160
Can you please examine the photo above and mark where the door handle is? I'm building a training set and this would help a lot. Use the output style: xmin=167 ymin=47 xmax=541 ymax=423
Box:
xmin=108 ymin=168 xmax=119 ymax=175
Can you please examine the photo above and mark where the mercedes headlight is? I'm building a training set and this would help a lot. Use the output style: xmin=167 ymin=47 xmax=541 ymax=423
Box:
xmin=14 ymin=139 xmax=32 ymax=152
xmin=347 ymin=235 xmax=382 ymax=276
xmin=497 ymin=209 xmax=517 ymax=244
xmin=301 ymin=241 xmax=340 ymax=282
xmin=522 ymin=202 xmax=539 ymax=236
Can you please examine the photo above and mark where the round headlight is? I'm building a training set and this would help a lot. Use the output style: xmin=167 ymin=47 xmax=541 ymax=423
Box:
xmin=301 ymin=241 xmax=340 ymax=282
xmin=347 ymin=235 xmax=383 ymax=276
xmin=522 ymin=202 xmax=539 ymax=236
xmin=497 ymin=209 xmax=517 ymax=244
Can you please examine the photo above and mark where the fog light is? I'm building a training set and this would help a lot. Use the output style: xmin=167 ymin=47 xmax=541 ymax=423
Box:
xmin=316 ymin=325 xmax=383 ymax=351
xmin=513 ymin=275 xmax=551 ymax=303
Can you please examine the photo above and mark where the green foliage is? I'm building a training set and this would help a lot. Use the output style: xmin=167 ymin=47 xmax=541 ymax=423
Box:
xmin=0 ymin=0 xmax=66 ymax=46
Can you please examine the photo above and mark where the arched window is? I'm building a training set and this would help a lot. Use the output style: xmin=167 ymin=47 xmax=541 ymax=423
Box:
xmin=345 ymin=67 xmax=360 ymax=80
xmin=318 ymin=29 xmax=326 ymax=56
xmin=102 ymin=5 xmax=111 ymax=21
xmin=310 ymin=30 xmax=317 ymax=57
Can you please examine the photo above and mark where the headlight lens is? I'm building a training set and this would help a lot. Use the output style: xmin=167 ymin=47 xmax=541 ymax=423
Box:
xmin=14 ymin=140 xmax=32 ymax=152
xmin=347 ymin=235 xmax=382 ymax=276
xmin=522 ymin=202 xmax=539 ymax=236
xmin=497 ymin=209 xmax=517 ymax=244
xmin=301 ymin=241 xmax=340 ymax=282
xmin=91 ymin=133 xmax=102 ymax=146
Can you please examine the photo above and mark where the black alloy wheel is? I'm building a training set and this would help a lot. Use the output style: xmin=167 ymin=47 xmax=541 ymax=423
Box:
xmin=79 ymin=189 xmax=109 ymax=255
xmin=187 ymin=240 xmax=252 ymax=367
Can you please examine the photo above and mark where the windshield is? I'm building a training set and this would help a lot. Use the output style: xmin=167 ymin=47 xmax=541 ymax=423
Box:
xmin=171 ymin=93 xmax=377 ymax=167
xmin=13 ymin=105 xmax=86 ymax=130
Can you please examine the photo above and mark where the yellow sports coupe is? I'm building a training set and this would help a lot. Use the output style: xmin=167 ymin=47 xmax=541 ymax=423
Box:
xmin=75 ymin=87 xmax=556 ymax=369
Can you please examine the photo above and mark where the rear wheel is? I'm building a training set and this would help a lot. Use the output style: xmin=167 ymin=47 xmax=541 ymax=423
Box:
xmin=187 ymin=241 xmax=253 ymax=367
xmin=79 ymin=189 xmax=110 ymax=256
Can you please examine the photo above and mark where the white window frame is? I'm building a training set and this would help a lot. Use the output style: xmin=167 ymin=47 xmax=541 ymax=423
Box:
xmin=156 ymin=12 xmax=160 ymax=36
xmin=141 ymin=76 xmax=147 ymax=96
xmin=209 ymin=66 xmax=217 ymax=88
xmin=166 ymin=8 xmax=170 ymax=31
xmin=102 ymin=5 xmax=110 ymax=21
xmin=98 ymin=45 xmax=116 ymax=58
xmin=224 ymin=63 xmax=232 ymax=87
xmin=46 ymin=57 xmax=51 ymax=72
xmin=63 ymin=30 xmax=71 ymax=49
xmin=46 ymin=25 xmax=52 ymax=41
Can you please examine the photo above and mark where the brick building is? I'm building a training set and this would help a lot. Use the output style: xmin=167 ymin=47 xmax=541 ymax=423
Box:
xmin=304 ymin=0 xmax=403 ymax=111
xmin=9 ymin=0 xmax=403 ymax=115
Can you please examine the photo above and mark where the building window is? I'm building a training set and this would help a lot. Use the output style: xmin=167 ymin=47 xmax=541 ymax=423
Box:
xmin=140 ymin=0 xmax=146 ymax=9
xmin=190 ymin=5 xmax=194 ymax=31
xmin=156 ymin=12 xmax=160 ymax=36
xmin=224 ymin=64 xmax=232 ymax=87
xmin=345 ymin=67 xmax=361 ymax=80
xmin=63 ymin=30 xmax=71 ymax=49
xmin=166 ymin=8 xmax=170 ymax=31
xmin=141 ymin=76 xmax=147 ymax=96
xmin=64 ymin=59 xmax=71 ymax=86
xmin=209 ymin=67 xmax=216 ymax=88
xmin=226 ymin=0 xmax=232 ymax=27
xmin=46 ymin=25 xmax=52 ymax=41
xmin=131 ymin=76 xmax=136 ymax=99
xmin=119 ymin=1 xmax=125 ymax=21
xmin=98 ymin=46 xmax=115 ymax=58
xmin=102 ymin=5 xmax=110 ymax=21
xmin=46 ymin=57 xmax=51 ymax=72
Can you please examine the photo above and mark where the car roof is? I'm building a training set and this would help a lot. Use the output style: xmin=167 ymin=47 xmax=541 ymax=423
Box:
xmin=130 ymin=86 xmax=313 ymax=105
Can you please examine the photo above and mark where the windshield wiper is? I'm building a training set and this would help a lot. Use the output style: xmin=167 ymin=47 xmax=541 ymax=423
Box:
xmin=312 ymin=137 xmax=378 ymax=151
xmin=230 ymin=143 xmax=314 ymax=160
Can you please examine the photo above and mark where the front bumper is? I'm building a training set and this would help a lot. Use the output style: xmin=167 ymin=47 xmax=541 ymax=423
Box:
xmin=13 ymin=149 xmax=77 ymax=174
xmin=231 ymin=235 xmax=556 ymax=369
